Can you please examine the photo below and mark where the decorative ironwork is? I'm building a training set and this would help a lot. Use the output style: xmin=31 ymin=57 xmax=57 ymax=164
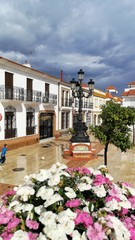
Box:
xmin=0 ymin=85 xmax=24 ymax=101
xmin=26 ymin=126 xmax=36 ymax=135
xmin=70 ymin=69 xmax=94 ymax=143
xmin=5 ymin=128 xmax=17 ymax=139
xmin=0 ymin=85 xmax=57 ymax=104
xmin=42 ymin=93 xmax=57 ymax=104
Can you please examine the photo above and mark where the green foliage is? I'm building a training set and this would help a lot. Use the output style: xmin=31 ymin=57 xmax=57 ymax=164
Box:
xmin=68 ymin=128 xmax=76 ymax=134
xmin=89 ymin=101 xmax=135 ymax=164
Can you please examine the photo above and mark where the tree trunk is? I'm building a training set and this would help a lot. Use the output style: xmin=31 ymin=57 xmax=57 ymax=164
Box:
xmin=104 ymin=141 xmax=109 ymax=166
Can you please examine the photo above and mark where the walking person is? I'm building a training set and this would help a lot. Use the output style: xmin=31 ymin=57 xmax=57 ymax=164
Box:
xmin=0 ymin=144 xmax=7 ymax=165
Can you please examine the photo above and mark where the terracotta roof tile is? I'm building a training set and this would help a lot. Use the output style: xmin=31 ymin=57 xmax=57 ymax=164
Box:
xmin=106 ymin=92 xmax=113 ymax=99
xmin=106 ymin=85 xmax=117 ymax=90
xmin=127 ymin=81 xmax=135 ymax=85
xmin=121 ymin=89 xmax=135 ymax=96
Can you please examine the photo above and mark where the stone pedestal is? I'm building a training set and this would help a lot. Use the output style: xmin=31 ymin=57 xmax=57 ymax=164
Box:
xmin=63 ymin=142 xmax=96 ymax=160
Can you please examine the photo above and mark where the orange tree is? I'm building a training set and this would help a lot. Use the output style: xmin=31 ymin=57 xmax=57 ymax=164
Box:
xmin=90 ymin=101 xmax=135 ymax=166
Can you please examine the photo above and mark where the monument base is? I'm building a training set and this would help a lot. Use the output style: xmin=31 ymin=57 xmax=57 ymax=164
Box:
xmin=63 ymin=142 xmax=96 ymax=160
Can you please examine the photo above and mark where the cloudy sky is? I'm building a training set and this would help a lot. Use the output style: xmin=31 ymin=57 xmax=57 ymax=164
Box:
xmin=1 ymin=0 xmax=135 ymax=95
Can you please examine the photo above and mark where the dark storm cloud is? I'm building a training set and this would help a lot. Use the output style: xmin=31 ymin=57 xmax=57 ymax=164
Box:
xmin=1 ymin=0 xmax=135 ymax=95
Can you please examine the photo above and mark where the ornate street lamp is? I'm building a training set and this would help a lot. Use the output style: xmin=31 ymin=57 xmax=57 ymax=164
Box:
xmin=70 ymin=69 xmax=94 ymax=143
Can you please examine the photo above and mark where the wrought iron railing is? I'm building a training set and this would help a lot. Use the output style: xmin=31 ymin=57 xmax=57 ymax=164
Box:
xmin=42 ymin=93 xmax=57 ymax=104
xmin=0 ymin=85 xmax=25 ymax=100
xmin=25 ymin=90 xmax=42 ymax=102
xmin=5 ymin=128 xmax=17 ymax=139
xmin=0 ymin=85 xmax=57 ymax=104
xmin=26 ymin=126 xmax=36 ymax=135
xmin=74 ymin=100 xmax=93 ymax=109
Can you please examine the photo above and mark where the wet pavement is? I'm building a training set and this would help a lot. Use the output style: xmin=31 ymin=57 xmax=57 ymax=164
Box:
xmin=0 ymin=135 xmax=135 ymax=196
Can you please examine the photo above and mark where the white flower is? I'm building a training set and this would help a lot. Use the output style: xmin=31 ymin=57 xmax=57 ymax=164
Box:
xmin=77 ymin=182 xmax=91 ymax=191
xmin=72 ymin=230 xmax=87 ymax=240
xmin=37 ymin=233 xmax=48 ymax=240
xmin=57 ymin=209 xmax=76 ymax=234
xmin=36 ymin=169 xmax=51 ymax=182
xmin=109 ymin=216 xmax=130 ymax=240
xmin=126 ymin=185 xmax=135 ymax=196
xmin=93 ymin=169 xmax=102 ymax=175
xmin=21 ymin=203 xmax=34 ymax=212
xmin=24 ymin=173 xmax=36 ymax=184
xmin=92 ymin=185 xmax=106 ymax=197
xmin=39 ymin=211 xmax=57 ymax=226
xmin=36 ymin=186 xmax=54 ymax=200
xmin=65 ymin=187 xmax=76 ymax=198
xmin=50 ymin=162 xmax=67 ymax=172
xmin=48 ymin=174 xmax=61 ymax=186
xmin=106 ymin=198 xmax=120 ymax=211
xmin=11 ymin=230 xmax=29 ymax=240
xmin=16 ymin=186 xmax=35 ymax=201
xmin=119 ymin=199 xmax=131 ymax=209
xmin=9 ymin=200 xmax=22 ymax=212
xmin=77 ymin=176 xmax=92 ymax=191
xmin=34 ymin=205 xmax=45 ymax=215
xmin=44 ymin=224 xmax=68 ymax=240
xmin=44 ymin=193 xmax=63 ymax=207
xmin=58 ymin=209 xmax=76 ymax=220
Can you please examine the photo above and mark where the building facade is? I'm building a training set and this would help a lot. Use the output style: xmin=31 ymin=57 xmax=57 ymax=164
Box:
xmin=0 ymin=57 xmax=122 ymax=150
xmin=121 ymin=81 xmax=135 ymax=108
xmin=0 ymin=57 xmax=59 ymax=150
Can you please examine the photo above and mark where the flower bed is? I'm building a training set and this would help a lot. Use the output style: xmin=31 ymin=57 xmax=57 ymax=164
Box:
xmin=0 ymin=163 xmax=135 ymax=240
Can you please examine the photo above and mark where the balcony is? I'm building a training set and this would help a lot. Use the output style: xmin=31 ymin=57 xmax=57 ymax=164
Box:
xmin=61 ymin=98 xmax=72 ymax=107
xmin=5 ymin=128 xmax=17 ymax=139
xmin=25 ymin=90 xmax=41 ymax=103
xmin=0 ymin=86 xmax=57 ymax=106
xmin=0 ymin=85 xmax=25 ymax=101
xmin=26 ymin=126 xmax=36 ymax=135
xmin=82 ymin=102 xmax=93 ymax=109
xmin=42 ymin=93 xmax=57 ymax=105
xmin=74 ymin=100 xmax=93 ymax=109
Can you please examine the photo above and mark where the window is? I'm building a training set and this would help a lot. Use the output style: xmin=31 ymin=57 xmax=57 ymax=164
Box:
xmin=5 ymin=106 xmax=16 ymax=138
xmin=61 ymin=112 xmax=70 ymax=129
xmin=26 ymin=107 xmax=35 ymax=135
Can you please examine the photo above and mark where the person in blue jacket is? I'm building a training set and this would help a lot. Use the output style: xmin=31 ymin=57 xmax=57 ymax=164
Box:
xmin=0 ymin=144 xmax=7 ymax=164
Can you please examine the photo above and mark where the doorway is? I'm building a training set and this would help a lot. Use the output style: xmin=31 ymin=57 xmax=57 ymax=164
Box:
xmin=39 ymin=113 xmax=53 ymax=140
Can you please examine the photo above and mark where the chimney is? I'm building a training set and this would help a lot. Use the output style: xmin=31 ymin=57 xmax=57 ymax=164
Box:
xmin=60 ymin=70 xmax=63 ymax=81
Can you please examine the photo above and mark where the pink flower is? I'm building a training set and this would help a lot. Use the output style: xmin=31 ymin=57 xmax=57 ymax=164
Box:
xmin=105 ymin=195 xmax=120 ymax=203
xmin=130 ymin=227 xmax=135 ymax=240
xmin=79 ymin=167 xmax=91 ymax=175
xmin=87 ymin=222 xmax=105 ymax=240
xmin=26 ymin=219 xmax=39 ymax=230
xmin=74 ymin=211 xmax=93 ymax=228
xmin=0 ymin=207 xmax=14 ymax=224
xmin=93 ymin=174 xmax=110 ymax=186
xmin=120 ymin=208 xmax=129 ymax=215
xmin=65 ymin=199 xmax=81 ymax=208
xmin=28 ymin=232 xmax=39 ymax=240
xmin=1 ymin=230 xmax=13 ymax=240
xmin=128 ymin=196 xmax=135 ymax=208
xmin=7 ymin=217 xmax=20 ymax=229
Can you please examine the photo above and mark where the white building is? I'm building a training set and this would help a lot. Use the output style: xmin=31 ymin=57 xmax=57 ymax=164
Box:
xmin=0 ymin=57 xmax=122 ymax=150
xmin=0 ymin=57 xmax=59 ymax=150
xmin=121 ymin=81 xmax=135 ymax=107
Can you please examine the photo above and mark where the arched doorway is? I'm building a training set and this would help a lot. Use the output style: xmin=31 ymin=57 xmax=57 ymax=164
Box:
xmin=39 ymin=113 xmax=53 ymax=140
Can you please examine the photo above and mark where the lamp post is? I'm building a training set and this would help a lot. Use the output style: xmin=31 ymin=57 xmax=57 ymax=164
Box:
xmin=70 ymin=69 xmax=94 ymax=143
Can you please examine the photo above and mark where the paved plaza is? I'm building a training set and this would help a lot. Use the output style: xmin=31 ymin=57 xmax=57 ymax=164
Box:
xmin=0 ymin=135 xmax=135 ymax=196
